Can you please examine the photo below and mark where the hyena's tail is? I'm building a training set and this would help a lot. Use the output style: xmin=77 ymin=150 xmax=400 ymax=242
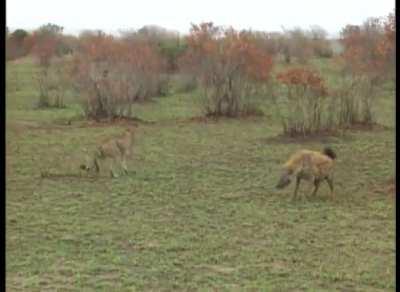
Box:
xmin=323 ymin=147 xmax=337 ymax=160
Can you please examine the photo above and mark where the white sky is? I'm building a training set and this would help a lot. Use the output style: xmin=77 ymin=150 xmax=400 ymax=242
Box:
xmin=6 ymin=0 xmax=395 ymax=37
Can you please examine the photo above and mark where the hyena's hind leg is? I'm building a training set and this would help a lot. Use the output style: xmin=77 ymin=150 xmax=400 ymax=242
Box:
xmin=110 ymin=158 xmax=121 ymax=178
xmin=113 ymin=152 xmax=128 ymax=176
xmin=109 ymin=154 xmax=128 ymax=178
xmin=311 ymin=178 xmax=321 ymax=197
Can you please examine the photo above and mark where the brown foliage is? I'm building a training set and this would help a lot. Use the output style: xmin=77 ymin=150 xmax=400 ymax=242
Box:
xmin=30 ymin=25 xmax=64 ymax=67
xmin=337 ymin=12 xmax=394 ymax=126
xmin=275 ymin=68 xmax=332 ymax=136
xmin=377 ymin=12 xmax=396 ymax=78
xmin=276 ymin=68 xmax=327 ymax=96
xmin=340 ymin=14 xmax=394 ymax=80
xmin=71 ymin=32 xmax=167 ymax=120
xmin=180 ymin=23 xmax=273 ymax=117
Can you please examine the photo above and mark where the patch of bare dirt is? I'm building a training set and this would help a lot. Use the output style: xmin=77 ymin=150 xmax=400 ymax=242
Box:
xmin=39 ymin=171 xmax=100 ymax=181
xmin=196 ymin=264 xmax=237 ymax=275
xmin=370 ymin=177 xmax=396 ymax=199
xmin=181 ymin=116 xmax=219 ymax=124
xmin=263 ymin=122 xmax=391 ymax=144
xmin=386 ymin=178 xmax=395 ymax=196
xmin=7 ymin=120 xmax=74 ymax=133
xmin=175 ymin=114 xmax=267 ymax=125
xmin=75 ymin=116 xmax=155 ymax=128
xmin=7 ymin=120 xmax=42 ymax=130
xmin=10 ymin=56 xmax=34 ymax=64
xmin=263 ymin=130 xmax=347 ymax=144
xmin=342 ymin=122 xmax=392 ymax=132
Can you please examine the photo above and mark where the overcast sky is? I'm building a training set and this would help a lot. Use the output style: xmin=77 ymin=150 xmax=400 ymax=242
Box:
xmin=7 ymin=0 xmax=395 ymax=37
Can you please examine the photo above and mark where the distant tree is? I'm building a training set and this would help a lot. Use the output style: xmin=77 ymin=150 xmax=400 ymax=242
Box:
xmin=6 ymin=29 xmax=30 ymax=60
xmin=288 ymin=28 xmax=314 ymax=64
xmin=377 ymin=11 xmax=395 ymax=79
xmin=340 ymin=17 xmax=387 ymax=79
xmin=309 ymin=25 xmax=328 ymax=40
xmin=137 ymin=25 xmax=172 ymax=43
xmin=279 ymin=27 xmax=313 ymax=64
xmin=37 ymin=23 xmax=64 ymax=36
xmin=10 ymin=29 xmax=29 ymax=41
xmin=309 ymin=25 xmax=333 ymax=58
xmin=159 ymin=36 xmax=187 ymax=72
xmin=29 ymin=23 xmax=69 ymax=108
xmin=79 ymin=29 xmax=106 ymax=39
xmin=120 ymin=26 xmax=185 ymax=73
xmin=337 ymin=14 xmax=393 ymax=125
xmin=238 ymin=30 xmax=283 ymax=57
xmin=31 ymin=23 xmax=64 ymax=67
xmin=263 ymin=32 xmax=283 ymax=56
xmin=58 ymin=34 xmax=79 ymax=55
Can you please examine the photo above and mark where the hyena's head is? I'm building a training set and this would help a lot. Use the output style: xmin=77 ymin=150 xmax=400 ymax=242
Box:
xmin=80 ymin=159 xmax=100 ymax=173
xmin=79 ymin=164 xmax=90 ymax=171
xmin=88 ymin=157 xmax=100 ymax=173
xmin=276 ymin=168 xmax=293 ymax=189
xmin=79 ymin=161 xmax=96 ymax=173
xmin=80 ymin=149 xmax=100 ymax=173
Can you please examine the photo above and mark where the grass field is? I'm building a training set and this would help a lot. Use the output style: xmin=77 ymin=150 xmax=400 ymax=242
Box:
xmin=6 ymin=57 xmax=395 ymax=291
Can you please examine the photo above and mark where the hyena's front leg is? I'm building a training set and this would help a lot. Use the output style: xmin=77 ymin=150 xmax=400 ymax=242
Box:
xmin=325 ymin=176 xmax=334 ymax=200
xmin=121 ymin=155 xmax=129 ymax=175
xmin=292 ymin=177 xmax=301 ymax=201
xmin=93 ymin=157 xmax=100 ymax=173
xmin=109 ymin=158 xmax=119 ymax=178
xmin=115 ymin=153 xmax=128 ymax=176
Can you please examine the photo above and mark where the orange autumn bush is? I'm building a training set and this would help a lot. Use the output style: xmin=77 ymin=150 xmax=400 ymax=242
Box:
xmin=180 ymin=23 xmax=273 ymax=117
xmin=275 ymin=67 xmax=334 ymax=136
xmin=70 ymin=31 xmax=167 ymax=120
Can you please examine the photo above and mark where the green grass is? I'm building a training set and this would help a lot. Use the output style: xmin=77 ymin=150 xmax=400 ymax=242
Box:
xmin=6 ymin=57 xmax=395 ymax=291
